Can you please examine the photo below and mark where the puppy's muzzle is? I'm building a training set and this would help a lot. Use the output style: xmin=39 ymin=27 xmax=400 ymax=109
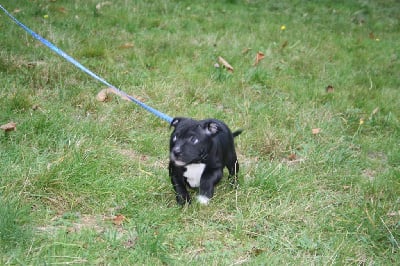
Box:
xmin=170 ymin=146 xmax=186 ymax=166
xmin=172 ymin=146 xmax=182 ymax=158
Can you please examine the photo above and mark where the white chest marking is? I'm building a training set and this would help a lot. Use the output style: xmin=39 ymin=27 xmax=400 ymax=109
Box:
xmin=184 ymin=163 xmax=206 ymax=188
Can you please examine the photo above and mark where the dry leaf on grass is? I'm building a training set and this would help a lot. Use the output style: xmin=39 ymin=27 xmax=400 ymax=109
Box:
xmin=113 ymin=214 xmax=126 ymax=226
xmin=96 ymin=88 xmax=115 ymax=102
xmin=326 ymin=85 xmax=334 ymax=93
xmin=1 ymin=122 xmax=17 ymax=132
xmin=218 ymin=56 xmax=234 ymax=72
xmin=254 ymin=51 xmax=265 ymax=66
xmin=287 ymin=153 xmax=297 ymax=161
xmin=312 ymin=128 xmax=321 ymax=135
xmin=119 ymin=42 xmax=134 ymax=49
xmin=97 ymin=87 xmax=135 ymax=102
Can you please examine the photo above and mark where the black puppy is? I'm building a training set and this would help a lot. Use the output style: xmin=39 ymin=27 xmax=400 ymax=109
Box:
xmin=169 ymin=117 xmax=242 ymax=205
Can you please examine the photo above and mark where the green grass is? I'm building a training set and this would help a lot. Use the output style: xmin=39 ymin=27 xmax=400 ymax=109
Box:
xmin=1 ymin=0 xmax=399 ymax=264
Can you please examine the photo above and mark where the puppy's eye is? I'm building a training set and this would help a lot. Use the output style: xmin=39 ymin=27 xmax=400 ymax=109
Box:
xmin=189 ymin=136 xmax=199 ymax=144
xmin=173 ymin=135 xmax=177 ymax=142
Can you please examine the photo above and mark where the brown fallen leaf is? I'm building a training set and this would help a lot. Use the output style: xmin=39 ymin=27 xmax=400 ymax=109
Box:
xmin=97 ymin=87 xmax=143 ymax=102
xmin=113 ymin=214 xmax=126 ymax=226
xmin=119 ymin=42 xmax=134 ymax=49
xmin=312 ymin=128 xmax=321 ymax=135
xmin=0 ymin=122 xmax=17 ymax=132
xmin=218 ymin=56 xmax=234 ymax=72
xmin=287 ymin=153 xmax=297 ymax=161
xmin=253 ymin=51 xmax=265 ymax=66
xmin=96 ymin=88 xmax=114 ymax=102
xmin=326 ymin=85 xmax=334 ymax=93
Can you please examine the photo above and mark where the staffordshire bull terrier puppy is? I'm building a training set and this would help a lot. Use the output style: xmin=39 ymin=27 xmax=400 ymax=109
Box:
xmin=169 ymin=117 xmax=242 ymax=205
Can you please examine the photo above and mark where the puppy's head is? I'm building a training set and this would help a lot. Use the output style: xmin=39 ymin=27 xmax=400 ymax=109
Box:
xmin=169 ymin=117 xmax=219 ymax=166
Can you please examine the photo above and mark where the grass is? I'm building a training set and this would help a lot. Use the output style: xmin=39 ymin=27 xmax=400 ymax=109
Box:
xmin=0 ymin=0 xmax=399 ymax=264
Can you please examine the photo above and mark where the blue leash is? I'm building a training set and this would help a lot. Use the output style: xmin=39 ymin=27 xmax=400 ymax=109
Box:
xmin=0 ymin=5 xmax=173 ymax=124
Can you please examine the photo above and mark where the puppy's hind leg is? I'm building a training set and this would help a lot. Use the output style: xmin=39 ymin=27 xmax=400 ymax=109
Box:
xmin=198 ymin=169 xmax=223 ymax=205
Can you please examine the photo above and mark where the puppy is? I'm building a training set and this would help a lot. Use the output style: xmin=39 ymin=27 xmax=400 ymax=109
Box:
xmin=169 ymin=117 xmax=242 ymax=205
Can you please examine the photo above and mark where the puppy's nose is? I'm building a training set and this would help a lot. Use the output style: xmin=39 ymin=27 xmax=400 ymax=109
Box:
xmin=172 ymin=146 xmax=182 ymax=157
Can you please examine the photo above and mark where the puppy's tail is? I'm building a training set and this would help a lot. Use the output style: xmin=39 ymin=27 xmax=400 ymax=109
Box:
xmin=232 ymin=129 xmax=243 ymax=138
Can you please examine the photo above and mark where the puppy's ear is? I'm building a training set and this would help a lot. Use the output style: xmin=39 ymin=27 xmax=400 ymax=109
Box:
xmin=171 ymin=117 xmax=183 ymax=128
xmin=205 ymin=122 xmax=219 ymax=135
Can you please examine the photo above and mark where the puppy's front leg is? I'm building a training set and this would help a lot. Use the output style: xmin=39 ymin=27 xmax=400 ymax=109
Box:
xmin=169 ymin=163 xmax=190 ymax=205
xmin=197 ymin=169 xmax=223 ymax=205
xmin=171 ymin=176 xmax=190 ymax=205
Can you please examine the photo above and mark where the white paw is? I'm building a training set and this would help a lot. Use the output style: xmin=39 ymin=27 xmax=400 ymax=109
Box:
xmin=196 ymin=195 xmax=210 ymax=205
